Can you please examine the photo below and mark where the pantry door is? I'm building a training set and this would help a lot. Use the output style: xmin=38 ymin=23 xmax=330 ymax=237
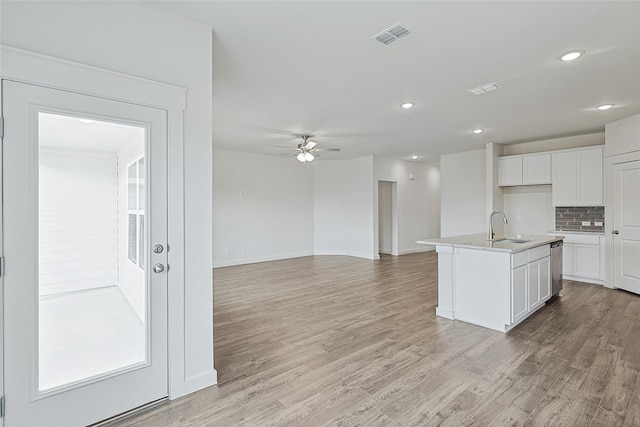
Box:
xmin=2 ymin=80 xmax=168 ymax=426
xmin=612 ymin=160 xmax=640 ymax=295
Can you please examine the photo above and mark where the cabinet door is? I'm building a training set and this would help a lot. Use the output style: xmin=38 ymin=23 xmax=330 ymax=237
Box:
xmin=563 ymin=243 xmax=575 ymax=276
xmin=538 ymin=256 xmax=551 ymax=302
xmin=578 ymin=148 xmax=603 ymax=205
xmin=528 ymin=259 xmax=542 ymax=310
xmin=575 ymin=244 xmax=600 ymax=279
xmin=511 ymin=265 xmax=528 ymax=323
xmin=552 ymin=152 xmax=578 ymax=206
xmin=523 ymin=153 xmax=551 ymax=184
xmin=498 ymin=156 xmax=523 ymax=186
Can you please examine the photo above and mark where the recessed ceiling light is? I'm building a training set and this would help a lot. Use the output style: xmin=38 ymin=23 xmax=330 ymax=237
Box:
xmin=401 ymin=102 xmax=415 ymax=109
xmin=411 ymin=155 xmax=419 ymax=160
xmin=79 ymin=119 xmax=94 ymax=124
xmin=472 ymin=128 xmax=484 ymax=134
xmin=596 ymin=104 xmax=614 ymax=110
xmin=559 ymin=50 xmax=584 ymax=61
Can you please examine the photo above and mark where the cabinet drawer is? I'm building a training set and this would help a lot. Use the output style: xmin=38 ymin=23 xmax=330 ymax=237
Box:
xmin=563 ymin=234 xmax=600 ymax=245
xmin=528 ymin=245 xmax=550 ymax=262
xmin=512 ymin=251 xmax=528 ymax=268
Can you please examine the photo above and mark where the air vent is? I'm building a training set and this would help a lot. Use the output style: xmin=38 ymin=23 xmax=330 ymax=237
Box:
xmin=468 ymin=83 xmax=500 ymax=95
xmin=372 ymin=22 xmax=412 ymax=45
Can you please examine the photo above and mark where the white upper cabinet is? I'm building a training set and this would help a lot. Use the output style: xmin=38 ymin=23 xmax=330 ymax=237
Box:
xmin=498 ymin=153 xmax=551 ymax=186
xmin=498 ymin=156 xmax=523 ymax=186
xmin=523 ymin=153 xmax=551 ymax=184
xmin=578 ymin=148 xmax=604 ymax=205
xmin=552 ymin=147 xmax=603 ymax=206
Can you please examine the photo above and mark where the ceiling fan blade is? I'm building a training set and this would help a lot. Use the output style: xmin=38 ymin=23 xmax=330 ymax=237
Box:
xmin=314 ymin=148 xmax=341 ymax=152
xmin=273 ymin=145 xmax=297 ymax=149
xmin=305 ymin=140 xmax=317 ymax=150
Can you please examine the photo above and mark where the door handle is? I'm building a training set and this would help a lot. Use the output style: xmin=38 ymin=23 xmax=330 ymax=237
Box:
xmin=152 ymin=263 xmax=165 ymax=274
xmin=612 ymin=230 xmax=620 ymax=235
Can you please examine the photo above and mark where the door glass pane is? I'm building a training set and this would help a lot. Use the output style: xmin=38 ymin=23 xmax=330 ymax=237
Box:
xmin=38 ymin=112 xmax=147 ymax=392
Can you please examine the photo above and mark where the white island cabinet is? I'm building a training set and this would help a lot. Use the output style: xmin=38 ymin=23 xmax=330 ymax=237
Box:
xmin=417 ymin=234 xmax=563 ymax=333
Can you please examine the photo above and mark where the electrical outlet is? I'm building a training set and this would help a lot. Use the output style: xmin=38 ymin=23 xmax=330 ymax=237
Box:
xmin=581 ymin=221 xmax=591 ymax=226
xmin=516 ymin=215 xmax=522 ymax=222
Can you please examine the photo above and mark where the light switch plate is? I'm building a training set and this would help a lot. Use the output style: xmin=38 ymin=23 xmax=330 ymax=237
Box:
xmin=582 ymin=221 xmax=591 ymax=226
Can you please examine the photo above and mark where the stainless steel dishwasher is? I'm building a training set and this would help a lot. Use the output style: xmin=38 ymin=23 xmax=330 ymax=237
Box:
xmin=550 ymin=240 xmax=563 ymax=296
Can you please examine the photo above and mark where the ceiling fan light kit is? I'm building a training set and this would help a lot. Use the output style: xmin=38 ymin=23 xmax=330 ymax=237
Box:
xmin=276 ymin=134 xmax=340 ymax=164
xmin=297 ymin=152 xmax=315 ymax=163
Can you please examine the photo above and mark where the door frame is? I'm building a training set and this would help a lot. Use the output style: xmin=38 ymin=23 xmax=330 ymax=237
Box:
xmin=0 ymin=46 xmax=217 ymax=417
xmin=377 ymin=180 xmax=399 ymax=256
xmin=604 ymin=149 xmax=640 ymax=289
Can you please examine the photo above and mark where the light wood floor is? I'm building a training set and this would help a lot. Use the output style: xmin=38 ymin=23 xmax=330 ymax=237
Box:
xmin=118 ymin=251 xmax=640 ymax=426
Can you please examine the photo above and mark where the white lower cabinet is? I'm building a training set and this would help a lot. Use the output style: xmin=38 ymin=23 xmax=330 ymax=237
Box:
xmin=529 ymin=256 xmax=551 ymax=311
xmin=435 ymin=241 xmax=554 ymax=333
xmin=511 ymin=265 xmax=528 ymax=324
xmin=510 ymin=247 xmax=551 ymax=326
xmin=557 ymin=233 xmax=604 ymax=284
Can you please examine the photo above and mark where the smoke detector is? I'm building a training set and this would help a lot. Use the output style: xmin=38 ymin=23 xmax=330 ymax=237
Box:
xmin=372 ymin=22 xmax=412 ymax=45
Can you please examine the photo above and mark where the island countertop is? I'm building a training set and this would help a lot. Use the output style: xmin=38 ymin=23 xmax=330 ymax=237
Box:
xmin=417 ymin=233 xmax=565 ymax=254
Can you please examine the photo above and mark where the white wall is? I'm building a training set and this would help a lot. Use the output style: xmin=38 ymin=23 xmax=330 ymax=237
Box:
xmin=605 ymin=114 xmax=640 ymax=157
xmin=502 ymin=133 xmax=605 ymax=155
xmin=39 ymin=149 xmax=117 ymax=295
xmin=440 ymin=149 xmax=487 ymax=237
xmin=503 ymin=185 xmax=554 ymax=235
xmin=2 ymin=0 xmax=215 ymax=397
xmin=212 ymin=149 xmax=314 ymax=267
xmin=373 ymin=157 xmax=441 ymax=254
xmin=314 ymin=157 xmax=375 ymax=259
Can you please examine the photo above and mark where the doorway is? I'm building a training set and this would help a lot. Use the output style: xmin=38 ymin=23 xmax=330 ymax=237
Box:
xmin=2 ymin=80 xmax=169 ymax=426
xmin=612 ymin=159 xmax=640 ymax=294
xmin=378 ymin=181 xmax=398 ymax=256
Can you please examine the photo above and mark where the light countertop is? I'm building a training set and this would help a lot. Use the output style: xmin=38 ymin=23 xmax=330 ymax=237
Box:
xmin=417 ymin=233 xmax=565 ymax=254
xmin=546 ymin=229 xmax=605 ymax=236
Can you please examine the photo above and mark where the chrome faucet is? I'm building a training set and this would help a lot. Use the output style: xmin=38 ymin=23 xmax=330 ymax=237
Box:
xmin=489 ymin=211 xmax=508 ymax=240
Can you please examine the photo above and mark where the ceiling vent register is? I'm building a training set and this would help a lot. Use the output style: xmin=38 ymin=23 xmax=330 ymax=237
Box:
xmin=467 ymin=83 xmax=500 ymax=96
xmin=372 ymin=22 xmax=412 ymax=45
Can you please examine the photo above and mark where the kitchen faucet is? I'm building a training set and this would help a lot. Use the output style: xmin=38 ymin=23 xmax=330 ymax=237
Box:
xmin=489 ymin=211 xmax=508 ymax=240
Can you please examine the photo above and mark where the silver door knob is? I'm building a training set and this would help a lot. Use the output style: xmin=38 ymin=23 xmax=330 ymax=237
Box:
xmin=153 ymin=244 xmax=164 ymax=254
xmin=152 ymin=263 xmax=165 ymax=273
xmin=612 ymin=230 xmax=620 ymax=235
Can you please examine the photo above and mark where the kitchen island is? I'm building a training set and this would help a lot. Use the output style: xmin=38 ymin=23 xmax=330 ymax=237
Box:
xmin=417 ymin=233 xmax=564 ymax=333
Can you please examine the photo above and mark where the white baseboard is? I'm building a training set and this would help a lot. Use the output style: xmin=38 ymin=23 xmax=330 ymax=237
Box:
xmin=398 ymin=246 xmax=435 ymax=255
xmin=213 ymin=252 xmax=314 ymax=268
xmin=436 ymin=307 xmax=454 ymax=319
xmin=313 ymin=250 xmax=377 ymax=260
xmin=563 ymin=275 xmax=603 ymax=285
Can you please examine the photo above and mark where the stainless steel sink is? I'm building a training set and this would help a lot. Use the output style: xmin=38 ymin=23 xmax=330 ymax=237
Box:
xmin=494 ymin=238 xmax=531 ymax=244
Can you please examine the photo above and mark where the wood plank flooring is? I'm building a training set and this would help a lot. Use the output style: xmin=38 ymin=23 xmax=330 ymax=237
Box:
xmin=117 ymin=251 xmax=640 ymax=426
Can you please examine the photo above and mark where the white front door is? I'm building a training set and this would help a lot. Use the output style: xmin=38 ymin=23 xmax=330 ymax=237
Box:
xmin=613 ymin=159 xmax=640 ymax=294
xmin=2 ymin=80 xmax=168 ymax=426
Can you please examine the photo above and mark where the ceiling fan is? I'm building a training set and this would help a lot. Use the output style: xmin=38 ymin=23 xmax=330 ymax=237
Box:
xmin=275 ymin=134 xmax=340 ymax=163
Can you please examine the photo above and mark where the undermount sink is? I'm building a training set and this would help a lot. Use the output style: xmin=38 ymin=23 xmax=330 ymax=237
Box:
xmin=494 ymin=238 xmax=531 ymax=244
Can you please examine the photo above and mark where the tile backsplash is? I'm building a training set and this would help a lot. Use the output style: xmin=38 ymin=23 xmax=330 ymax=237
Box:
xmin=555 ymin=206 xmax=604 ymax=232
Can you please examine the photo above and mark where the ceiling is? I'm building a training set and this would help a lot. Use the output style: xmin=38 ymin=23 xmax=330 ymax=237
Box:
xmin=39 ymin=113 xmax=144 ymax=152
xmin=152 ymin=1 xmax=640 ymax=165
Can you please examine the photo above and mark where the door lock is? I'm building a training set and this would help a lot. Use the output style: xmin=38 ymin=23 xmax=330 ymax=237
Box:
xmin=153 ymin=244 xmax=164 ymax=254
xmin=152 ymin=263 xmax=165 ymax=274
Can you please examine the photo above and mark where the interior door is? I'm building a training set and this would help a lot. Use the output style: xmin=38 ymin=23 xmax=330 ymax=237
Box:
xmin=2 ymin=80 xmax=168 ymax=426
xmin=613 ymin=160 xmax=640 ymax=294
